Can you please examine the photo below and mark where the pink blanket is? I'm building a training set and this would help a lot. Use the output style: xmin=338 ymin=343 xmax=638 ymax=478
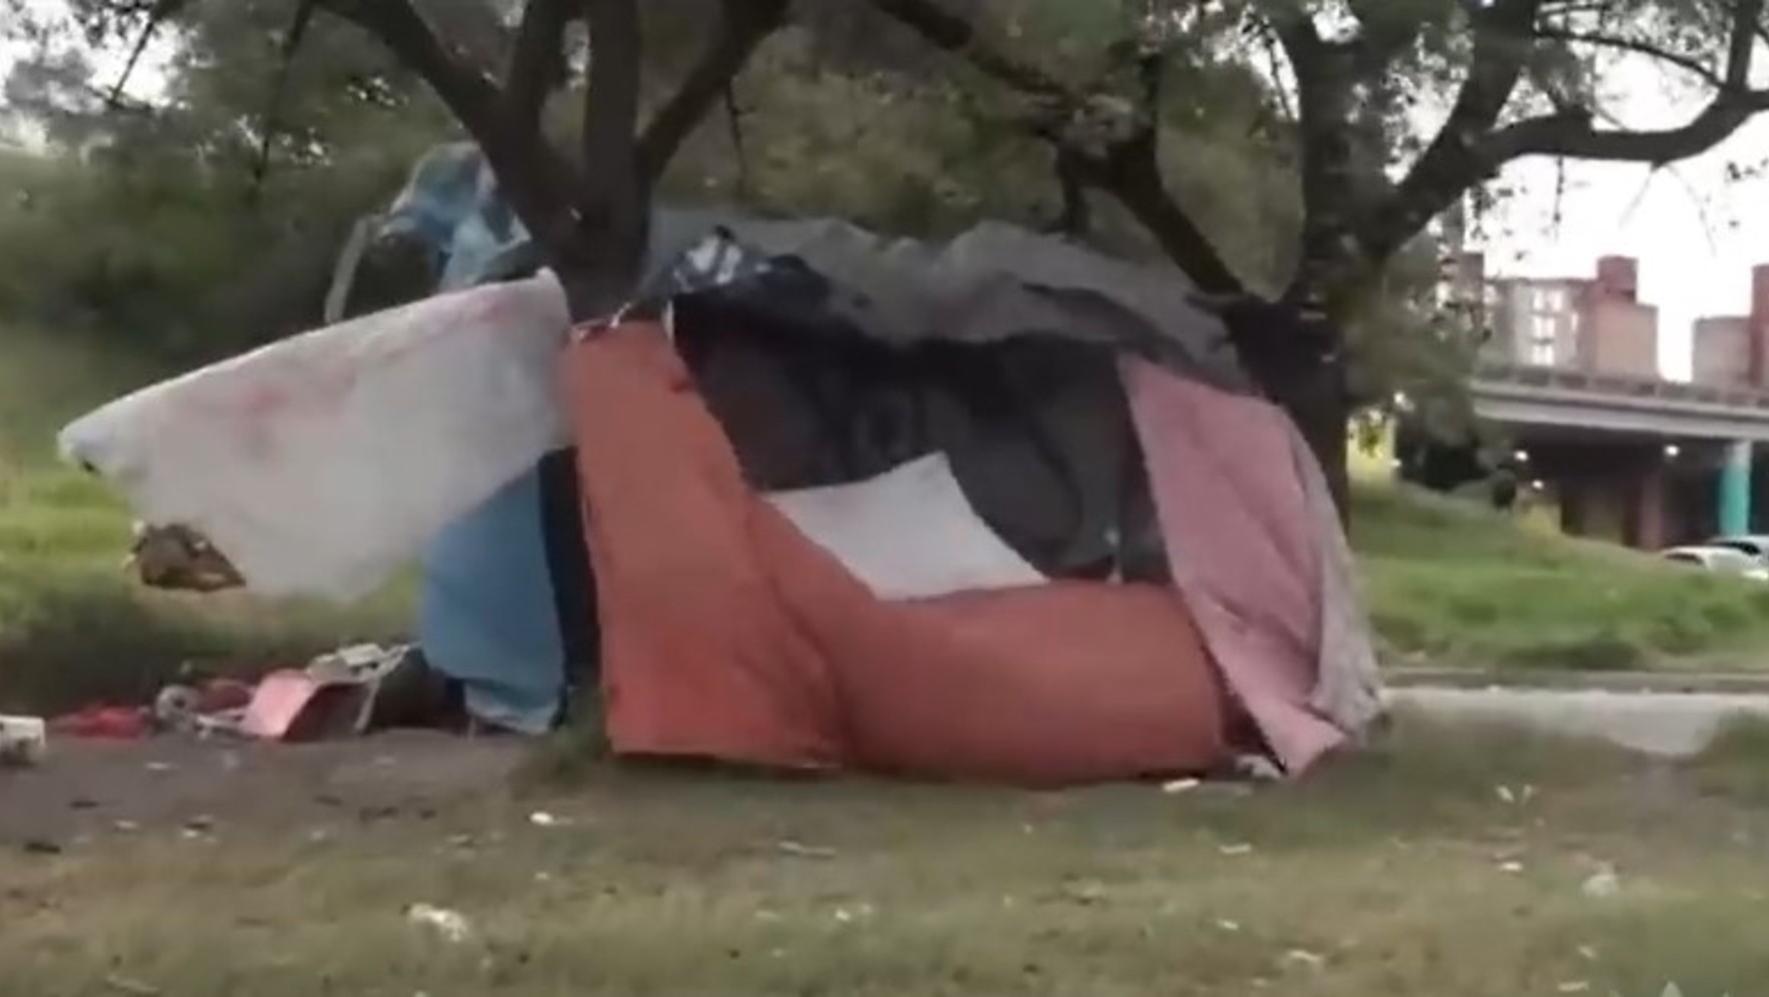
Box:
xmin=1122 ymin=359 xmax=1352 ymax=772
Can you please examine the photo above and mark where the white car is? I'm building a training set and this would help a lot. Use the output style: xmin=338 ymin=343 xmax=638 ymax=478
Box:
xmin=1661 ymin=545 xmax=1769 ymax=581
xmin=1706 ymin=535 xmax=1769 ymax=565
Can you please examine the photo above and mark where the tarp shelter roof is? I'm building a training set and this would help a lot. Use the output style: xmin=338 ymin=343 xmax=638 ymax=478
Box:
xmin=647 ymin=213 xmax=1251 ymax=392
xmin=343 ymin=142 xmax=1248 ymax=390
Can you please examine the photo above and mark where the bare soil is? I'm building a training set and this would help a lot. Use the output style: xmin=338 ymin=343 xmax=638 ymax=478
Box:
xmin=0 ymin=731 xmax=526 ymax=846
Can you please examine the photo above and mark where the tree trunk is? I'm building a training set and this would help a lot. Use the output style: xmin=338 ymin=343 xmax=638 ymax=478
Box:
xmin=1216 ymin=297 xmax=1353 ymax=522
xmin=1272 ymin=351 xmax=1352 ymax=523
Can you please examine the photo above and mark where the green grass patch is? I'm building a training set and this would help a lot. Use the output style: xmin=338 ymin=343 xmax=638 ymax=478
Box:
xmin=0 ymin=323 xmax=410 ymax=715
xmin=1681 ymin=716 xmax=1769 ymax=807
xmin=1352 ymin=482 xmax=1769 ymax=672
xmin=8 ymin=718 xmax=1769 ymax=995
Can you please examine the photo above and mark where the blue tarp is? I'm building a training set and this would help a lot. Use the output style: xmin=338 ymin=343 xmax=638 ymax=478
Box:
xmin=418 ymin=465 xmax=564 ymax=734
xmin=383 ymin=143 xmax=570 ymax=732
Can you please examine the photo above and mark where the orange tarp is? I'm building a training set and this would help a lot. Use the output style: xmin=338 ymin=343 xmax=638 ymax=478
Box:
xmin=563 ymin=323 xmax=1229 ymax=785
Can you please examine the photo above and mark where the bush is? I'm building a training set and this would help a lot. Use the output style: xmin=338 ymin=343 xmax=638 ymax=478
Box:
xmin=0 ymin=145 xmax=420 ymax=363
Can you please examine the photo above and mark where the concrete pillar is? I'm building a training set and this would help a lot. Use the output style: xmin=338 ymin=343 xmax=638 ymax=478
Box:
xmin=1635 ymin=464 xmax=1667 ymax=550
xmin=1721 ymin=440 xmax=1753 ymax=536
xmin=1751 ymin=265 xmax=1769 ymax=388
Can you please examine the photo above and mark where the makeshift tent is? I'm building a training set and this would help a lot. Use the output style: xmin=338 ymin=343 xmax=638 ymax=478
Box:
xmin=59 ymin=142 xmax=1382 ymax=782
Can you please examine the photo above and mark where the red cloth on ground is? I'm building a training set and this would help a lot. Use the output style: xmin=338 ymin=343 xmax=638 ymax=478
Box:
xmin=563 ymin=323 xmax=1229 ymax=786
xmin=51 ymin=705 xmax=150 ymax=740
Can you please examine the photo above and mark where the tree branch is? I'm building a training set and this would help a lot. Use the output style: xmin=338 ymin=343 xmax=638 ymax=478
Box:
xmin=249 ymin=0 xmax=318 ymax=195
xmin=1488 ymin=0 xmax=1767 ymax=164
xmin=863 ymin=0 xmax=1069 ymax=101
xmin=1274 ymin=19 xmax=1357 ymax=302
xmin=1069 ymin=131 xmax=1243 ymax=293
xmin=1047 ymin=145 xmax=1092 ymax=238
xmin=638 ymin=0 xmax=789 ymax=181
xmin=1345 ymin=0 xmax=1425 ymax=77
xmin=1489 ymin=87 xmax=1769 ymax=161
xmin=504 ymin=0 xmax=574 ymax=136
xmin=316 ymin=0 xmax=579 ymax=268
xmin=569 ymin=0 xmax=646 ymax=307
xmin=1356 ymin=0 xmax=1542 ymax=263
xmin=317 ymin=0 xmax=504 ymax=142
xmin=1533 ymin=27 xmax=1725 ymax=88
xmin=864 ymin=0 xmax=1240 ymax=293
xmin=107 ymin=0 xmax=187 ymax=106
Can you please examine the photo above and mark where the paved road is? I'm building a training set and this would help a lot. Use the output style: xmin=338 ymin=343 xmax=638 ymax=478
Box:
xmin=1388 ymin=686 xmax=1769 ymax=757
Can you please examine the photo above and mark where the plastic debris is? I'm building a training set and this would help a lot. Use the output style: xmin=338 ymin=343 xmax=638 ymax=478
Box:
xmin=1215 ymin=919 xmax=1242 ymax=933
xmin=103 ymin=975 xmax=161 ymax=996
xmin=1232 ymin=755 xmax=1283 ymax=782
xmin=1497 ymin=861 xmax=1524 ymax=874
xmin=1495 ymin=784 xmax=1516 ymax=805
xmin=1557 ymin=982 xmax=1591 ymax=993
xmin=129 ymin=522 xmax=242 ymax=593
xmin=1281 ymin=949 xmax=1326 ymax=970
xmin=53 ymin=706 xmax=149 ymax=740
xmin=528 ymin=811 xmax=561 ymax=827
xmin=406 ymin=903 xmax=474 ymax=944
xmin=776 ymin=840 xmax=837 ymax=859
xmin=1161 ymin=778 xmax=1201 ymax=795
xmin=1581 ymin=866 xmax=1621 ymax=899
xmin=1219 ymin=843 xmax=1255 ymax=856
xmin=0 ymin=715 xmax=46 ymax=767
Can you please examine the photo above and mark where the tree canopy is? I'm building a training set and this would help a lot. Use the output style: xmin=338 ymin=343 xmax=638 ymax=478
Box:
xmin=6 ymin=0 xmax=1769 ymax=495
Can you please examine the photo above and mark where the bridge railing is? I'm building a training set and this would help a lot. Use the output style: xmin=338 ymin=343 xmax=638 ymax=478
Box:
xmin=1475 ymin=361 xmax=1769 ymax=411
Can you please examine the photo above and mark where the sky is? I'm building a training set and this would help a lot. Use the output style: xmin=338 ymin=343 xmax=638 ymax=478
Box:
xmin=1477 ymin=125 xmax=1769 ymax=383
xmin=1472 ymin=62 xmax=1769 ymax=383
xmin=1 ymin=7 xmax=1764 ymax=383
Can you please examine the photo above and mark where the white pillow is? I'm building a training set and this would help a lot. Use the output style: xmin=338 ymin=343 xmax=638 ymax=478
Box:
xmin=765 ymin=453 xmax=1046 ymax=601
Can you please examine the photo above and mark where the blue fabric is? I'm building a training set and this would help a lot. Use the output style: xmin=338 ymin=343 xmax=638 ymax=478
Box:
xmin=418 ymin=467 xmax=565 ymax=734
xmin=375 ymin=142 xmax=772 ymax=298
xmin=378 ymin=144 xmax=566 ymax=731
xmin=376 ymin=143 xmax=775 ymax=732
xmin=381 ymin=142 xmax=533 ymax=292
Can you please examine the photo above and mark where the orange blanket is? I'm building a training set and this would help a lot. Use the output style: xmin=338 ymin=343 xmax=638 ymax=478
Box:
xmin=563 ymin=323 xmax=1229 ymax=785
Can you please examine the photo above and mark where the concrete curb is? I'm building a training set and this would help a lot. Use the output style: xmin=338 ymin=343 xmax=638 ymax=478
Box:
xmin=1387 ymin=685 xmax=1769 ymax=758
xmin=1385 ymin=667 xmax=1769 ymax=695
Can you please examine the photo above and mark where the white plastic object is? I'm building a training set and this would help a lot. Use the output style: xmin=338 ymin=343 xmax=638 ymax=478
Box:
xmin=0 ymin=715 xmax=47 ymax=767
xmin=765 ymin=453 xmax=1045 ymax=601
xmin=59 ymin=272 xmax=571 ymax=599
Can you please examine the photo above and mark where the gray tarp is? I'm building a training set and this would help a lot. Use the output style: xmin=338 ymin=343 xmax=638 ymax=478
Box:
xmin=650 ymin=212 xmax=1250 ymax=392
xmin=338 ymin=143 xmax=1246 ymax=389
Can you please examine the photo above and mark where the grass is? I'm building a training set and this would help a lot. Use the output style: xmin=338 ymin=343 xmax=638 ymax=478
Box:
xmin=7 ymin=716 xmax=1769 ymax=995
xmin=8 ymin=322 xmax=1769 ymax=992
xmin=1352 ymin=482 xmax=1769 ymax=673
xmin=0 ymin=324 xmax=410 ymax=715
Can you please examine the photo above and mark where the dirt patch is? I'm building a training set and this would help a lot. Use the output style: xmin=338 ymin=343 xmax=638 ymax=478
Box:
xmin=0 ymin=730 xmax=526 ymax=846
